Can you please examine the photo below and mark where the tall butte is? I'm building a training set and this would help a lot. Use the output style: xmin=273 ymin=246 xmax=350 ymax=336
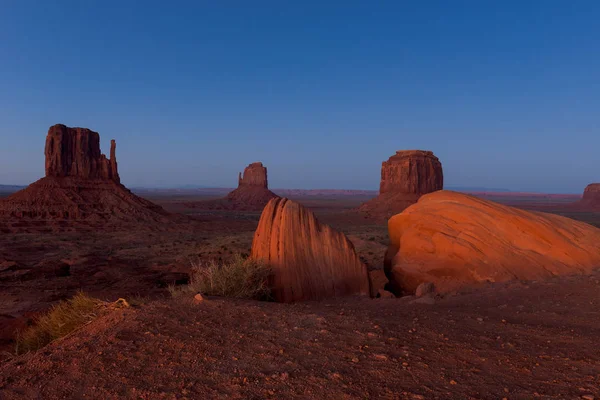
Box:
xmin=225 ymin=162 xmax=278 ymax=209
xmin=185 ymin=162 xmax=278 ymax=211
xmin=45 ymin=124 xmax=120 ymax=182
xmin=359 ymin=150 xmax=443 ymax=219
xmin=580 ymin=183 xmax=600 ymax=210
xmin=0 ymin=124 xmax=168 ymax=228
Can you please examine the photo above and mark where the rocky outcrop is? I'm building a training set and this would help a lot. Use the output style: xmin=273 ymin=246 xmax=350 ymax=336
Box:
xmin=359 ymin=150 xmax=443 ymax=219
xmin=385 ymin=190 xmax=600 ymax=295
xmin=581 ymin=183 xmax=600 ymax=209
xmin=186 ymin=162 xmax=278 ymax=211
xmin=45 ymin=124 xmax=119 ymax=182
xmin=225 ymin=162 xmax=278 ymax=209
xmin=237 ymin=162 xmax=268 ymax=188
xmin=379 ymin=150 xmax=443 ymax=195
xmin=0 ymin=124 xmax=170 ymax=228
xmin=251 ymin=198 xmax=369 ymax=302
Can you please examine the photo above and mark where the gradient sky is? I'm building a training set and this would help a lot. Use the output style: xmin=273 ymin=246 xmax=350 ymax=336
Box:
xmin=0 ymin=1 xmax=598 ymax=192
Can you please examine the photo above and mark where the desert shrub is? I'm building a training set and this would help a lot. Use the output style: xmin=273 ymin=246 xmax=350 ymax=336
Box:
xmin=16 ymin=292 xmax=101 ymax=354
xmin=170 ymin=255 xmax=271 ymax=300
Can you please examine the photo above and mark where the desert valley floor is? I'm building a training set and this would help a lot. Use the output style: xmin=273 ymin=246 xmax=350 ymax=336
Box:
xmin=1 ymin=190 xmax=600 ymax=399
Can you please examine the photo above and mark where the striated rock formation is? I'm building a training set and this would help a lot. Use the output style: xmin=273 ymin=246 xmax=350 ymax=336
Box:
xmin=359 ymin=150 xmax=443 ymax=219
xmin=385 ymin=190 xmax=600 ymax=295
xmin=580 ymin=183 xmax=600 ymax=209
xmin=185 ymin=162 xmax=278 ymax=211
xmin=237 ymin=162 xmax=268 ymax=188
xmin=45 ymin=125 xmax=120 ymax=182
xmin=0 ymin=124 xmax=170 ymax=228
xmin=251 ymin=198 xmax=370 ymax=302
xmin=379 ymin=150 xmax=443 ymax=195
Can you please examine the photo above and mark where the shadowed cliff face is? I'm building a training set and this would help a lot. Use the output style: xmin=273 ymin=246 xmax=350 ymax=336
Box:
xmin=44 ymin=124 xmax=120 ymax=183
xmin=251 ymin=197 xmax=369 ymax=302
xmin=379 ymin=150 xmax=443 ymax=195
xmin=359 ymin=150 xmax=443 ymax=219
xmin=237 ymin=162 xmax=268 ymax=188
xmin=0 ymin=124 xmax=169 ymax=226
xmin=582 ymin=183 xmax=600 ymax=207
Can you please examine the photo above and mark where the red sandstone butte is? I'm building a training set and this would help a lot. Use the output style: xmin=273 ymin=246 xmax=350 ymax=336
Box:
xmin=385 ymin=190 xmax=600 ymax=295
xmin=251 ymin=197 xmax=370 ymax=302
xmin=45 ymin=124 xmax=120 ymax=182
xmin=185 ymin=162 xmax=278 ymax=211
xmin=580 ymin=183 xmax=600 ymax=210
xmin=359 ymin=150 xmax=443 ymax=219
xmin=0 ymin=124 xmax=169 ymax=227
xmin=225 ymin=162 xmax=278 ymax=208
xmin=237 ymin=162 xmax=268 ymax=188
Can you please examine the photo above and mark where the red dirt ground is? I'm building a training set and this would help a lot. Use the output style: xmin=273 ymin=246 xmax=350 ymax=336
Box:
xmin=1 ymin=271 xmax=599 ymax=399
xmin=1 ymin=190 xmax=599 ymax=399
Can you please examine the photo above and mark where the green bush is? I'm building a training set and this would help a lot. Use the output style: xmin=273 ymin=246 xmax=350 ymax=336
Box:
xmin=170 ymin=255 xmax=271 ymax=300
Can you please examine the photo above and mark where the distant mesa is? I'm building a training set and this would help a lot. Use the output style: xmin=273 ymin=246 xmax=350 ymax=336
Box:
xmin=225 ymin=162 xmax=278 ymax=207
xmin=185 ymin=162 xmax=278 ymax=211
xmin=0 ymin=124 xmax=169 ymax=228
xmin=251 ymin=197 xmax=370 ymax=302
xmin=45 ymin=124 xmax=120 ymax=182
xmin=359 ymin=150 xmax=443 ymax=219
xmin=236 ymin=162 xmax=268 ymax=188
xmin=580 ymin=183 xmax=600 ymax=210
xmin=384 ymin=190 xmax=600 ymax=295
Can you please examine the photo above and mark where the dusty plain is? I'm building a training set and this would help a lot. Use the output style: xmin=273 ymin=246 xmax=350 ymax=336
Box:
xmin=1 ymin=189 xmax=599 ymax=398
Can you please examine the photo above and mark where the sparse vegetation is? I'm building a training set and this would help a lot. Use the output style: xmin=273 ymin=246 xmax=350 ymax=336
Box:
xmin=16 ymin=292 xmax=102 ymax=354
xmin=169 ymin=255 xmax=271 ymax=300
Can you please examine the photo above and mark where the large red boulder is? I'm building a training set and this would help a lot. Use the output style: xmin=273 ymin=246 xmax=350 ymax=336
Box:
xmin=385 ymin=190 xmax=600 ymax=295
xmin=251 ymin=198 xmax=370 ymax=302
xmin=359 ymin=150 xmax=443 ymax=219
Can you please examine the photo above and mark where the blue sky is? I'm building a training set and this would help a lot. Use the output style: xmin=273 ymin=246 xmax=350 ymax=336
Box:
xmin=0 ymin=1 xmax=598 ymax=192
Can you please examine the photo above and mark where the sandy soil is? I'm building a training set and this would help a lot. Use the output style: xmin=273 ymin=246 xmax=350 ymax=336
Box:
xmin=1 ymin=191 xmax=599 ymax=399
xmin=1 ymin=271 xmax=599 ymax=399
xmin=0 ymin=195 xmax=388 ymax=352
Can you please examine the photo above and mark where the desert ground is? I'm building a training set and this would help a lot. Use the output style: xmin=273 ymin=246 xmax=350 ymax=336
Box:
xmin=0 ymin=190 xmax=600 ymax=398
xmin=1 ymin=187 xmax=600 ymax=398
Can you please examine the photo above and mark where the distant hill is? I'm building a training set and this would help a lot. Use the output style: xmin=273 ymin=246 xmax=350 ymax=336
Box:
xmin=0 ymin=184 xmax=24 ymax=194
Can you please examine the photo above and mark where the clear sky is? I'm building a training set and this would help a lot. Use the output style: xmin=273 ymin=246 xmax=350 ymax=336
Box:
xmin=0 ymin=1 xmax=598 ymax=192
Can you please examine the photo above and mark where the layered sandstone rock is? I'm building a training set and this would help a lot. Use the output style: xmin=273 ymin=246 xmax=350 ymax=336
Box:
xmin=0 ymin=124 xmax=169 ymax=228
xmin=359 ymin=150 xmax=443 ymax=219
xmin=379 ymin=150 xmax=443 ymax=195
xmin=251 ymin=198 xmax=370 ymax=302
xmin=237 ymin=162 xmax=268 ymax=188
xmin=45 ymin=124 xmax=120 ymax=182
xmin=385 ymin=190 xmax=600 ymax=295
xmin=581 ymin=183 xmax=600 ymax=209
xmin=225 ymin=162 xmax=278 ymax=209
xmin=185 ymin=162 xmax=278 ymax=211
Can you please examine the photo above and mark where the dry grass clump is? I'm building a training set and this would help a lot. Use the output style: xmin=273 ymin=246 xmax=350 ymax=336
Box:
xmin=170 ymin=255 xmax=271 ymax=300
xmin=16 ymin=292 xmax=103 ymax=354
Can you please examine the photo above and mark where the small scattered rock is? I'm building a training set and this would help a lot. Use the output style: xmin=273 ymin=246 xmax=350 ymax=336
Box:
xmin=377 ymin=289 xmax=395 ymax=298
xmin=415 ymin=282 xmax=435 ymax=297
xmin=193 ymin=294 xmax=205 ymax=304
